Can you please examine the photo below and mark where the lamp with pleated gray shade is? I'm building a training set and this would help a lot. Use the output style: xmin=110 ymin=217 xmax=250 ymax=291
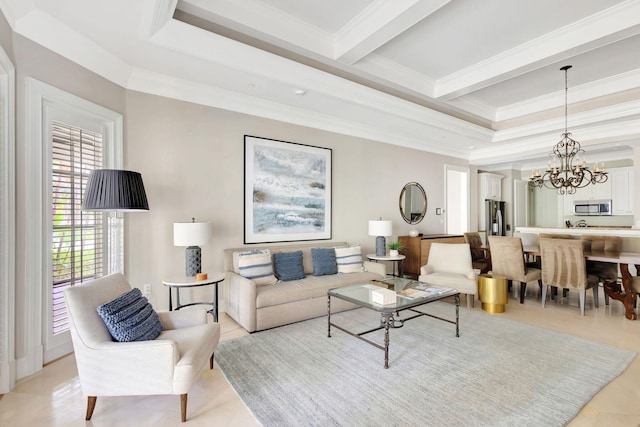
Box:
xmin=368 ymin=219 xmax=392 ymax=256
xmin=82 ymin=169 xmax=149 ymax=211
xmin=174 ymin=219 xmax=212 ymax=277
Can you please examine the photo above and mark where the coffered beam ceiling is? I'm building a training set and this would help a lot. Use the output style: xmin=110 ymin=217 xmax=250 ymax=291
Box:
xmin=2 ymin=0 xmax=639 ymax=169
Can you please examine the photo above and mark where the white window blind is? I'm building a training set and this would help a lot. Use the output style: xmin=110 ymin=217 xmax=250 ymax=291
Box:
xmin=51 ymin=121 xmax=103 ymax=335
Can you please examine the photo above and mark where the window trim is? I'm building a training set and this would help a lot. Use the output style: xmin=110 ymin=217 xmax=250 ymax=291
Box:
xmin=0 ymin=44 xmax=15 ymax=394
xmin=25 ymin=78 xmax=123 ymax=372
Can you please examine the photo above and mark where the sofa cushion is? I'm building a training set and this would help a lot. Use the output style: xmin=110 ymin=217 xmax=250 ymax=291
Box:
xmin=273 ymin=251 xmax=306 ymax=281
xmin=311 ymin=248 xmax=337 ymax=276
xmin=97 ymin=288 xmax=163 ymax=342
xmin=256 ymin=271 xmax=383 ymax=308
xmin=334 ymin=244 xmax=364 ymax=273
xmin=236 ymin=249 xmax=277 ymax=285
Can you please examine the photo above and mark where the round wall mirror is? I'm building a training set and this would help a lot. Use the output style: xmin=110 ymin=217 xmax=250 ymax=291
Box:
xmin=399 ymin=182 xmax=427 ymax=224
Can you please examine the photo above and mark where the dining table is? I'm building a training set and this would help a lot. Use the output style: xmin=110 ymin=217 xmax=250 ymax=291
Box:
xmin=523 ymin=245 xmax=640 ymax=320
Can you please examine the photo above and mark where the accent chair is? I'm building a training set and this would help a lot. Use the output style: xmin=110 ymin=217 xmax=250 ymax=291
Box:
xmin=418 ymin=243 xmax=477 ymax=307
xmin=64 ymin=273 xmax=220 ymax=422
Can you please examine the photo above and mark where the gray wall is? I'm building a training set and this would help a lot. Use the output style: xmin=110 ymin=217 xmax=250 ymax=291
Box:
xmin=124 ymin=90 xmax=468 ymax=309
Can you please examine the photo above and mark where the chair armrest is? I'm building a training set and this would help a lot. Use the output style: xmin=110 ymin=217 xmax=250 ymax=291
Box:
xmin=420 ymin=265 xmax=434 ymax=275
xmin=364 ymin=261 xmax=385 ymax=277
xmin=225 ymin=271 xmax=258 ymax=332
xmin=158 ymin=308 xmax=208 ymax=330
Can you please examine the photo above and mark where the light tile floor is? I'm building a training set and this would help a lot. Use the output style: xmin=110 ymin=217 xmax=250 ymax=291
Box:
xmin=1 ymin=286 xmax=639 ymax=426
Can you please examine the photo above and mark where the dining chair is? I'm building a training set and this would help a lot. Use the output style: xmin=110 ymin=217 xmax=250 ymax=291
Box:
xmin=463 ymin=232 xmax=491 ymax=273
xmin=513 ymin=231 xmax=540 ymax=267
xmin=539 ymin=238 xmax=600 ymax=316
xmin=418 ymin=243 xmax=477 ymax=308
xmin=582 ymin=235 xmax=622 ymax=306
xmin=488 ymin=236 xmax=542 ymax=304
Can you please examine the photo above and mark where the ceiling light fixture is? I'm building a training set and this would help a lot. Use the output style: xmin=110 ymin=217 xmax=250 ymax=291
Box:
xmin=294 ymin=89 xmax=307 ymax=96
xmin=529 ymin=65 xmax=608 ymax=195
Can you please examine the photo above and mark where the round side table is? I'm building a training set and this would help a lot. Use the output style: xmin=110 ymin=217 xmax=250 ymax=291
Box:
xmin=366 ymin=254 xmax=406 ymax=277
xmin=478 ymin=273 xmax=508 ymax=313
xmin=162 ymin=272 xmax=225 ymax=322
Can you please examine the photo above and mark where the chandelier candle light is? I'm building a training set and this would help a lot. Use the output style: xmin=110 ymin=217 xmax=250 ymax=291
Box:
xmin=529 ymin=65 xmax=608 ymax=195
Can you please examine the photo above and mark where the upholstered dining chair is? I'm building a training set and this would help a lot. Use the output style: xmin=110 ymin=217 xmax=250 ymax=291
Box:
xmin=488 ymin=236 xmax=542 ymax=304
xmin=513 ymin=231 xmax=540 ymax=267
xmin=463 ymin=232 xmax=491 ymax=273
xmin=418 ymin=243 xmax=477 ymax=307
xmin=539 ymin=238 xmax=600 ymax=316
xmin=64 ymin=273 xmax=221 ymax=422
xmin=581 ymin=235 xmax=622 ymax=306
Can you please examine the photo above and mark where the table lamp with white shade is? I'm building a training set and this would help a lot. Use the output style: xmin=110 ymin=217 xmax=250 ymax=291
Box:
xmin=368 ymin=219 xmax=392 ymax=256
xmin=173 ymin=219 xmax=212 ymax=277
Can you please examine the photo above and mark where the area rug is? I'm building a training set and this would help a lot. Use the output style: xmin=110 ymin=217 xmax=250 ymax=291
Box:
xmin=216 ymin=303 xmax=636 ymax=426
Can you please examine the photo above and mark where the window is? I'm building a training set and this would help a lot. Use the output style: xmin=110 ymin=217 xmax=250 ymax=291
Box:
xmin=51 ymin=121 xmax=104 ymax=335
xmin=26 ymin=77 xmax=123 ymax=366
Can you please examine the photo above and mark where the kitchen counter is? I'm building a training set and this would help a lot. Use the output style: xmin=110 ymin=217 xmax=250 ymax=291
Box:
xmin=515 ymin=226 xmax=640 ymax=252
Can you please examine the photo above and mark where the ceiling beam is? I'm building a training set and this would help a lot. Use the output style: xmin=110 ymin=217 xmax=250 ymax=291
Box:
xmin=434 ymin=0 xmax=640 ymax=100
xmin=334 ymin=0 xmax=451 ymax=64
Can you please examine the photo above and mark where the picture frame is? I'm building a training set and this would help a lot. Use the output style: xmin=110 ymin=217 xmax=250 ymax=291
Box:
xmin=244 ymin=135 xmax=332 ymax=244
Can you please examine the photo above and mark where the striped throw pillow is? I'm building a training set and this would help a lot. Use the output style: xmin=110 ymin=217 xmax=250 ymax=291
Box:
xmin=334 ymin=244 xmax=364 ymax=273
xmin=236 ymin=249 xmax=277 ymax=285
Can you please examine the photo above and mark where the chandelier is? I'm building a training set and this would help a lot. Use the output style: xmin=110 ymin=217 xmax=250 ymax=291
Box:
xmin=529 ymin=65 xmax=608 ymax=195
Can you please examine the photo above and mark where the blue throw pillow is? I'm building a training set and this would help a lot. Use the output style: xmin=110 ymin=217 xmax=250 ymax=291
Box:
xmin=273 ymin=250 xmax=306 ymax=281
xmin=97 ymin=288 xmax=163 ymax=342
xmin=311 ymin=248 xmax=338 ymax=276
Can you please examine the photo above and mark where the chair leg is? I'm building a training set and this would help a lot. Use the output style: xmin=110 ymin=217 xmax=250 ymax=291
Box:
xmin=519 ymin=282 xmax=526 ymax=304
xmin=180 ymin=394 xmax=188 ymax=423
xmin=466 ymin=294 xmax=474 ymax=308
xmin=592 ymin=286 xmax=599 ymax=309
xmin=541 ymin=284 xmax=548 ymax=308
xmin=210 ymin=352 xmax=214 ymax=369
xmin=86 ymin=396 xmax=97 ymax=421
xmin=579 ymin=290 xmax=586 ymax=316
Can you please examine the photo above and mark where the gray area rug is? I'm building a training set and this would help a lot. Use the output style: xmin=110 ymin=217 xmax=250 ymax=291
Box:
xmin=216 ymin=303 xmax=636 ymax=426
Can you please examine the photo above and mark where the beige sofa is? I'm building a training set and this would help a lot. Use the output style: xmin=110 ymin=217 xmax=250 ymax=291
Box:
xmin=224 ymin=241 xmax=385 ymax=332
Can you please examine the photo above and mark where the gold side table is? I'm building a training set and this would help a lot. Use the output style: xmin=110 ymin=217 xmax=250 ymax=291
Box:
xmin=478 ymin=274 xmax=508 ymax=313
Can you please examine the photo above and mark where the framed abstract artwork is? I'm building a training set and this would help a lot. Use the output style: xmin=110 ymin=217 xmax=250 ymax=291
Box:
xmin=244 ymin=135 xmax=332 ymax=243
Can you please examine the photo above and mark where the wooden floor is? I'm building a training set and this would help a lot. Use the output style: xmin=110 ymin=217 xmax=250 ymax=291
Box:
xmin=1 ymin=285 xmax=639 ymax=426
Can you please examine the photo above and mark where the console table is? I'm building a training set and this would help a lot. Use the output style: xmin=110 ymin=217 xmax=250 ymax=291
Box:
xmin=398 ymin=234 xmax=464 ymax=277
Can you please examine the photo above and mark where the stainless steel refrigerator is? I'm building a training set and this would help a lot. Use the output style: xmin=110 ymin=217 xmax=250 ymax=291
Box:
xmin=485 ymin=199 xmax=506 ymax=242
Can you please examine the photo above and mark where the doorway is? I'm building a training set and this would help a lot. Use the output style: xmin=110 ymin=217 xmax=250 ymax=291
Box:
xmin=445 ymin=165 xmax=469 ymax=234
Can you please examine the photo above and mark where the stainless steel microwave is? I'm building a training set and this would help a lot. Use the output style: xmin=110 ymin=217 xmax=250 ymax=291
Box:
xmin=573 ymin=199 xmax=612 ymax=216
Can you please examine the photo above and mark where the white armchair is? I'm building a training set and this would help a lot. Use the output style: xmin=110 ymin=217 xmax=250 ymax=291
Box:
xmin=418 ymin=243 xmax=478 ymax=307
xmin=64 ymin=273 xmax=220 ymax=422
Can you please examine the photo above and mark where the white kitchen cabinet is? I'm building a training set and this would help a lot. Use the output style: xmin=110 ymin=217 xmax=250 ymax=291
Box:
xmin=610 ymin=167 xmax=634 ymax=215
xmin=560 ymin=192 xmax=575 ymax=216
xmin=478 ymin=172 xmax=504 ymax=231
xmin=572 ymin=176 xmax=611 ymax=200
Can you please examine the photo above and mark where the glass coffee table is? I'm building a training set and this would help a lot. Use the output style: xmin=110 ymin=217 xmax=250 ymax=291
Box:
xmin=328 ymin=277 xmax=460 ymax=368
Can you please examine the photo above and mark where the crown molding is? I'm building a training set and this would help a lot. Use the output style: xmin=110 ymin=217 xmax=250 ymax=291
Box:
xmin=177 ymin=0 xmax=333 ymax=57
xmin=492 ymin=99 xmax=640 ymax=143
xmin=496 ymin=68 xmax=640 ymax=122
